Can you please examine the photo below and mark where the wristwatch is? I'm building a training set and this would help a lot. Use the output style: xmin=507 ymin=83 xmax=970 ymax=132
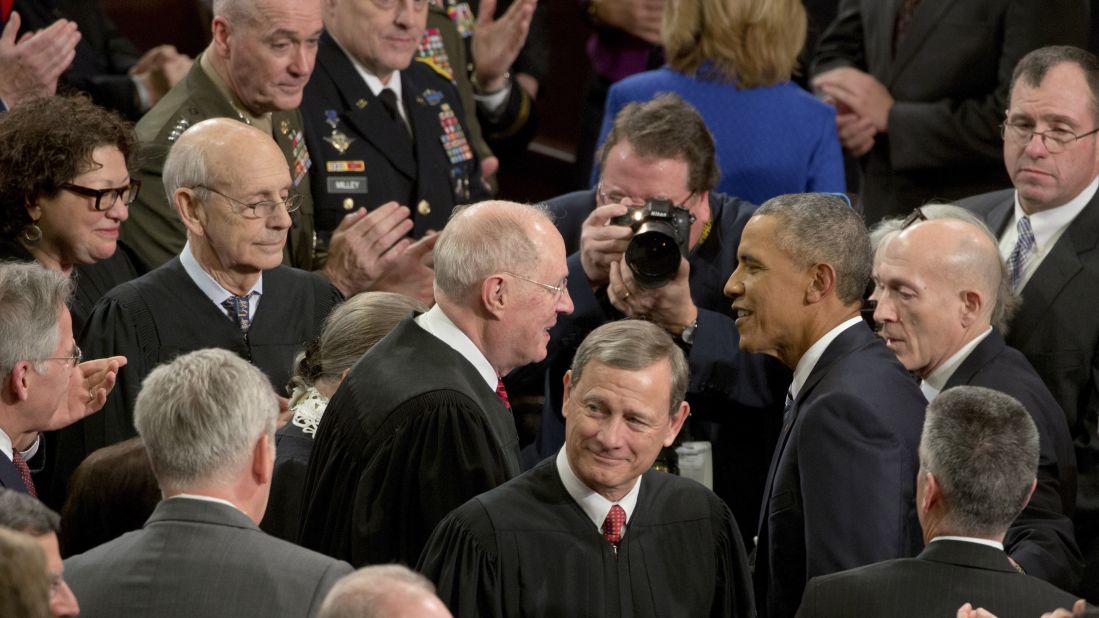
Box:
xmin=680 ymin=319 xmax=699 ymax=346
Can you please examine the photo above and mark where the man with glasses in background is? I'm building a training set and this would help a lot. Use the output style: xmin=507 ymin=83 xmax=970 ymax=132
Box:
xmin=532 ymin=93 xmax=790 ymax=546
xmin=72 ymin=119 xmax=342 ymax=480
xmin=962 ymin=45 xmax=1099 ymax=603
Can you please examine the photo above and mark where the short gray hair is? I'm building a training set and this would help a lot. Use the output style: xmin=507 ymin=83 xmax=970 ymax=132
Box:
xmin=0 ymin=488 xmax=60 ymax=536
xmin=212 ymin=0 xmax=261 ymax=28
xmin=920 ymin=386 xmax=1039 ymax=537
xmin=318 ymin=565 xmax=438 ymax=618
xmin=134 ymin=348 xmax=278 ymax=491
xmin=870 ymin=204 xmax=1018 ymax=332
xmin=434 ymin=201 xmax=554 ymax=301
xmin=162 ymin=125 xmax=216 ymax=206
xmin=569 ymin=319 xmax=688 ymax=415
xmin=755 ymin=193 xmax=870 ymax=305
xmin=0 ymin=262 xmax=73 ymax=376
xmin=290 ymin=292 xmax=426 ymax=391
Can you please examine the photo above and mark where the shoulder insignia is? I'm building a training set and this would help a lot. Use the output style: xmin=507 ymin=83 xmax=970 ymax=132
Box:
xmin=167 ymin=117 xmax=191 ymax=143
xmin=415 ymin=55 xmax=454 ymax=83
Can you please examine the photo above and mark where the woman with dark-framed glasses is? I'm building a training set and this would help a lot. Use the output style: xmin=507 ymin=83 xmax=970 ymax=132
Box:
xmin=0 ymin=94 xmax=145 ymax=337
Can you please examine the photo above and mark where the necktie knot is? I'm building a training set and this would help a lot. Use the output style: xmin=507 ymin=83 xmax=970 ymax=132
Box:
xmin=495 ymin=379 xmax=511 ymax=412
xmin=222 ymin=294 xmax=252 ymax=333
xmin=378 ymin=88 xmax=411 ymax=136
xmin=602 ymin=504 xmax=626 ymax=546
xmin=11 ymin=450 xmax=36 ymax=498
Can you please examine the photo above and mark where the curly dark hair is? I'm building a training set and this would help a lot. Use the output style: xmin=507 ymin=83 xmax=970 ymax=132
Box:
xmin=0 ymin=94 xmax=137 ymax=239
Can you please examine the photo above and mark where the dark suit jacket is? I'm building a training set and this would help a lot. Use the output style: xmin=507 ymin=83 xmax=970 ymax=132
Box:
xmin=812 ymin=0 xmax=1088 ymax=222
xmin=0 ymin=451 xmax=31 ymax=495
xmin=302 ymin=33 xmax=487 ymax=241
xmin=797 ymin=539 xmax=1078 ymax=617
xmin=962 ymin=189 xmax=1099 ymax=538
xmin=65 ymin=497 xmax=352 ymax=617
xmin=943 ymin=329 xmax=1082 ymax=589
xmin=755 ymin=321 xmax=927 ymax=618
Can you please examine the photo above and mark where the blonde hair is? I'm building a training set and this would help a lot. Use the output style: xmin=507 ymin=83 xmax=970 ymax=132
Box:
xmin=662 ymin=0 xmax=806 ymax=88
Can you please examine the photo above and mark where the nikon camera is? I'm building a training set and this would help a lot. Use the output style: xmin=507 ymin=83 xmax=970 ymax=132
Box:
xmin=610 ymin=198 xmax=695 ymax=288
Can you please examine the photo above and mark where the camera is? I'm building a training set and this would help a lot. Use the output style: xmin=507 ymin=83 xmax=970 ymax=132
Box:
xmin=610 ymin=198 xmax=695 ymax=288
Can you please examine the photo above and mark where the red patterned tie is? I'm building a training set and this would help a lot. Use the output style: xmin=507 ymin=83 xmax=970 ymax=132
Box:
xmin=602 ymin=504 xmax=626 ymax=546
xmin=11 ymin=450 xmax=37 ymax=498
xmin=495 ymin=379 xmax=511 ymax=412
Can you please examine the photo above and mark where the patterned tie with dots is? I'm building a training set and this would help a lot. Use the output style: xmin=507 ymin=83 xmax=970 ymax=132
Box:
xmin=11 ymin=450 xmax=37 ymax=497
xmin=602 ymin=504 xmax=626 ymax=546
xmin=222 ymin=294 xmax=252 ymax=333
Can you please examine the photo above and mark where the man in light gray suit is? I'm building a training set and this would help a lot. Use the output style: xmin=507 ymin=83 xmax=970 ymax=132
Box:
xmin=64 ymin=348 xmax=352 ymax=617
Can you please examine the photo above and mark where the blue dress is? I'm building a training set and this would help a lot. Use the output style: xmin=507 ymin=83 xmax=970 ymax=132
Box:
xmin=595 ymin=67 xmax=845 ymax=204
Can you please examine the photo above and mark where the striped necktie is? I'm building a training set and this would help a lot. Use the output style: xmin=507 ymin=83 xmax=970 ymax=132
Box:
xmin=1008 ymin=216 xmax=1036 ymax=290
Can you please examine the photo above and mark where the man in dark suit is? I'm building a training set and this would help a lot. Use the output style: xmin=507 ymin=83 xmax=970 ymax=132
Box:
xmin=871 ymin=212 xmax=1081 ymax=589
xmin=301 ymin=0 xmax=489 ymax=289
xmin=797 ymin=387 xmax=1080 ymax=617
xmin=65 ymin=348 xmax=353 ymax=617
xmin=534 ymin=93 xmax=789 ymax=545
xmin=0 ymin=262 xmax=124 ymax=499
xmin=960 ymin=45 xmax=1099 ymax=601
xmin=724 ymin=193 xmax=927 ymax=618
xmin=419 ymin=320 xmax=755 ymax=617
xmin=811 ymin=0 xmax=1088 ymax=223
xmin=0 ymin=489 xmax=80 ymax=617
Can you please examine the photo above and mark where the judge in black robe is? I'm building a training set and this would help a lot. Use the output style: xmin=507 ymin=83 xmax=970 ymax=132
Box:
xmin=298 ymin=311 xmax=521 ymax=566
xmin=419 ymin=454 xmax=754 ymax=618
xmin=59 ymin=257 xmax=340 ymax=500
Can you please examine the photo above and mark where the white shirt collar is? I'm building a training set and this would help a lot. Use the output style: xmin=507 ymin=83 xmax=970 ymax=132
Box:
xmin=169 ymin=494 xmax=247 ymax=515
xmin=930 ymin=535 xmax=1005 ymax=551
xmin=555 ymin=448 xmax=642 ymax=533
xmin=415 ymin=304 xmax=497 ymax=390
xmin=331 ymin=36 xmax=406 ymax=119
xmin=920 ymin=327 xmax=993 ymax=401
xmin=180 ymin=242 xmax=263 ymax=321
xmin=0 ymin=428 xmax=12 ymax=462
xmin=790 ymin=316 xmax=864 ymax=400
xmin=1002 ymin=175 xmax=1099 ymax=288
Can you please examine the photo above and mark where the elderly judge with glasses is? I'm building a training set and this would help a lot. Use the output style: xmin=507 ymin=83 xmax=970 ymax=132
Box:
xmin=60 ymin=118 xmax=342 ymax=505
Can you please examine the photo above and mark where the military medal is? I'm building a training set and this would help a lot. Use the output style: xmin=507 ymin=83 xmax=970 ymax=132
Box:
xmin=416 ymin=28 xmax=454 ymax=80
xmin=322 ymin=110 xmax=355 ymax=155
xmin=446 ymin=0 xmax=476 ymax=38
xmin=437 ymin=103 xmax=473 ymax=165
xmin=279 ymin=119 xmax=290 ymax=135
xmin=422 ymin=88 xmax=444 ymax=106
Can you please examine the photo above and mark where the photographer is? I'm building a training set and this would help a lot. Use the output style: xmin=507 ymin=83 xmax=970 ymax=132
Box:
xmin=534 ymin=94 xmax=790 ymax=542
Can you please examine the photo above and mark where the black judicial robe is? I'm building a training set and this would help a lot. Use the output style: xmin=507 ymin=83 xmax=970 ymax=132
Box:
xmin=418 ymin=457 xmax=755 ymax=618
xmin=298 ymin=315 xmax=521 ymax=567
xmin=57 ymin=258 xmax=340 ymax=498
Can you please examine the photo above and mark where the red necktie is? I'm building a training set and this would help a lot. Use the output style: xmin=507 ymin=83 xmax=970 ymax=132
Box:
xmin=602 ymin=504 xmax=625 ymax=546
xmin=11 ymin=449 xmax=37 ymax=498
xmin=1 ymin=0 xmax=12 ymax=23
xmin=495 ymin=379 xmax=511 ymax=412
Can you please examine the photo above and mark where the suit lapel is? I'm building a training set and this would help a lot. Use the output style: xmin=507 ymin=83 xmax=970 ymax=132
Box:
xmin=887 ymin=0 xmax=955 ymax=85
xmin=405 ymin=72 xmax=446 ymax=199
xmin=986 ymin=195 xmax=1015 ymax=237
xmin=1012 ymin=194 xmax=1099 ymax=349
xmin=866 ymin=0 xmax=901 ymax=76
xmin=316 ymin=35 xmax=417 ymax=179
xmin=943 ymin=331 xmax=1004 ymax=390
xmin=0 ymin=453 xmax=28 ymax=494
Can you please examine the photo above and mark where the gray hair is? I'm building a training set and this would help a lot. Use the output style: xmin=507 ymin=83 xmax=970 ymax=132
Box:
xmin=162 ymin=125 xmax=216 ymax=206
xmin=0 ymin=262 xmax=73 ymax=376
xmin=134 ymin=348 xmax=278 ymax=491
xmin=318 ymin=565 xmax=438 ymax=618
xmin=1011 ymin=45 xmax=1099 ymax=123
xmin=290 ymin=292 xmax=426 ymax=391
xmin=433 ymin=201 xmax=554 ymax=301
xmin=0 ymin=488 xmax=60 ymax=535
xmin=920 ymin=386 xmax=1039 ymax=537
xmin=870 ymin=204 xmax=1018 ymax=332
xmin=755 ymin=193 xmax=870 ymax=305
xmin=569 ymin=319 xmax=689 ymax=415
xmin=0 ymin=527 xmax=50 ymax=618
xmin=212 ymin=0 xmax=261 ymax=28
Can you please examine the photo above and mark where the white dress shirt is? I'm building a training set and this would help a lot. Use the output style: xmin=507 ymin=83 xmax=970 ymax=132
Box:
xmin=556 ymin=448 xmax=641 ymax=534
xmin=180 ymin=242 xmax=263 ymax=323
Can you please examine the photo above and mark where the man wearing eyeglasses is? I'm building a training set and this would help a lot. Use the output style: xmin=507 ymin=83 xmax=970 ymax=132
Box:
xmin=299 ymin=200 xmax=573 ymax=568
xmin=532 ymin=93 xmax=790 ymax=547
xmin=961 ymin=45 xmax=1099 ymax=603
xmin=70 ymin=119 xmax=342 ymax=482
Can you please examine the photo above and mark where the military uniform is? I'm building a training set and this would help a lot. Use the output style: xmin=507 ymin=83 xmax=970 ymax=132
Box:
xmin=122 ymin=56 xmax=318 ymax=270
xmin=302 ymin=33 xmax=488 ymax=240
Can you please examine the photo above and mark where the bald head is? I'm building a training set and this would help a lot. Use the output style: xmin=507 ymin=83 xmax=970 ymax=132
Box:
xmin=164 ymin=118 xmax=282 ymax=199
xmin=873 ymin=219 xmax=1005 ymax=377
xmin=318 ymin=565 xmax=452 ymax=618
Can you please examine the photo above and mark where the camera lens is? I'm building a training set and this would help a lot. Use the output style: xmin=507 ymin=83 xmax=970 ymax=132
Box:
xmin=625 ymin=223 xmax=681 ymax=288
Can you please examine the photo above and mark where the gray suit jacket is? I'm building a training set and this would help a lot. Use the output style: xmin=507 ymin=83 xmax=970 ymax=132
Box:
xmin=65 ymin=497 xmax=352 ymax=617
